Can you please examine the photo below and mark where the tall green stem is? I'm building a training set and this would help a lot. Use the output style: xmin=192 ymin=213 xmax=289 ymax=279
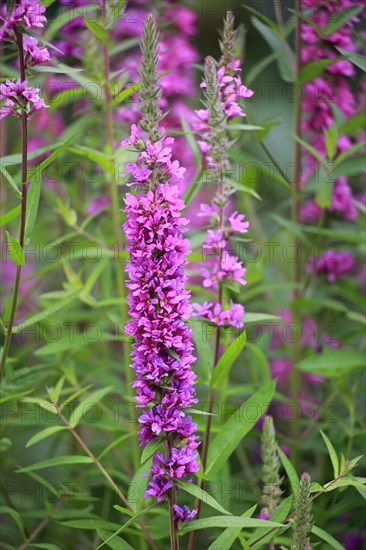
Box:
xmin=0 ymin=31 xmax=28 ymax=378
xmin=101 ymin=1 xmax=139 ymax=470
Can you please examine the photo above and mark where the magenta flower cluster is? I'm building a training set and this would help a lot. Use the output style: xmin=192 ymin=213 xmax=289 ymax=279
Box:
xmin=300 ymin=0 xmax=364 ymax=280
xmin=192 ymin=56 xmax=253 ymax=328
xmin=122 ymin=128 xmax=200 ymax=508
xmin=306 ymin=249 xmax=355 ymax=283
xmin=0 ymin=0 xmax=46 ymax=42
xmin=0 ymin=78 xmax=47 ymax=120
xmin=0 ymin=0 xmax=49 ymax=120
xmin=268 ymin=308 xmax=340 ymax=415
xmin=194 ymin=59 xmax=254 ymax=160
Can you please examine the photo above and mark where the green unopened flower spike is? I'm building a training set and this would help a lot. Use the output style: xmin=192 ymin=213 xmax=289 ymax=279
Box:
xmin=138 ymin=13 xmax=163 ymax=143
xmin=219 ymin=10 xmax=236 ymax=68
xmin=202 ymin=55 xmax=229 ymax=191
xmin=291 ymin=472 xmax=313 ymax=550
xmin=260 ymin=415 xmax=283 ymax=520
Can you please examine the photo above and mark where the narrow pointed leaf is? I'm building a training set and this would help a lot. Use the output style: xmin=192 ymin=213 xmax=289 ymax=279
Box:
xmin=208 ymin=506 xmax=257 ymax=550
xmin=140 ymin=439 xmax=163 ymax=465
xmin=178 ymin=515 xmax=283 ymax=536
xmin=70 ymin=386 xmax=113 ymax=427
xmin=312 ymin=526 xmax=345 ymax=550
xmin=205 ymin=379 xmax=276 ymax=479
xmin=16 ymin=456 xmax=94 ymax=472
xmin=12 ymin=291 xmax=80 ymax=333
xmin=175 ymin=479 xmax=231 ymax=515
xmin=320 ymin=430 xmax=339 ymax=477
xmin=211 ymin=332 xmax=247 ymax=388
xmin=0 ymin=205 xmax=21 ymax=227
xmin=278 ymin=446 xmax=299 ymax=497
xmin=5 ymin=231 xmax=25 ymax=265
xmin=25 ymin=426 xmax=66 ymax=448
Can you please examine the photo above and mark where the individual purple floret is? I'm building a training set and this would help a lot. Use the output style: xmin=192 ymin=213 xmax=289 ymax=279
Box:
xmin=173 ymin=504 xmax=198 ymax=523
xmin=0 ymin=78 xmax=47 ymax=119
xmin=0 ymin=0 xmax=47 ymax=42
xmin=307 ymin=249 xmax=355 ymax=282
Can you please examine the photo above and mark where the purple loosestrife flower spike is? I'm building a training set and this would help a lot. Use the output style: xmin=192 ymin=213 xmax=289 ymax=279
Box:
xmin=121 ymin=14 xmax=199 ymax=516
xmin=260 ymin=415 xmax=283 ymax=520
xmin=291 ymin=472 xmax=313 ymax=550
xmin=300 ymin=0 xmax=362 ymax=228
xmin=192 ymin=12 xmax=253 ymax=329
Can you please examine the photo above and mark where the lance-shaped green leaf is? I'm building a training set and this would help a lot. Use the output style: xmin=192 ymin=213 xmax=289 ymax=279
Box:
xmin=96 ymin=505 xmax=155 ymax=549
xmin=208 ymin=506 xmax=257 ymax=550
xmin=83 ymin=16 xmax=108 ymax=42
xmin=47 ymin=6 xmax=98 ymax=39
xmin=248 ymin=496 xmax=293 ymax=548
xmin=12 ymin=291 xmax=80 ymax=333
xmin=5 ymin=231 xmax=25 ymax=266
xmin=251 ymin=18 xmax=295 ymax=82
xmin=181 ymin=115 xmax=201 ymax=169
xmin=112 ymin=82 xmax=140 ymax=107
xmin=97 ymin=530 xmax=134 ymax=550
xmin=245 ymin=313 xmax=281 ymax=324
xmin=178 ymin=515 xmax=283 ymax=536
xmin=68 ymin=146 xmax=112 ymax=171
xmin=296 ymin=349 xmax=365 ymax=378
xmin=325 ymin=124 xmax=338 ymax=160
xmin=311 ymin=526 xmax=345 ymax=550
xmin=0 ymin=205 xmax=21 ymax=227
xmin=29 ymin=132 xmax=78 ymax=184
xmin=336 ymin=47 xmax=366 ymax=72
xmin=0 ymin=506 xmax=25 ymax=537
xmin=321 ymin=6 xmax=363 ymax=36
xmin=320 ymin=430 xmax=339 ymax=478
xmin=278 ymin=446 xmax=299 ymax=497
xmin=127 ymin=461 xmax=151 ymax=513
xmin=140 ymin=439 xmax=163 ymax=464
xmin=175 ymin=479 xmax=231 ymax=515
xmin=0 ymin=163 xmax=21 ymax=197
xmin=60 ymin=519 xmax=121 ymax=531
xmin=70 ymin=386 xmax=113 ymax=427
xmin=25 ymin=426 xmax=67 ymax=448
xmin=27 ymin=29 xmax=64 ymax=54
xmin=23 ymin=177 xmax=40 ymax=245
xmin=16 ymin=456 xmax=94 ymax=472
xmin=299 ymin=58 xmax=345 ymax=83
xmin=315 ymin=164 xmax=336 ymax=208
xmin=205 ymin=379 xmax=276 ymax=479
xmin=211 ymin=332 xmax=247 ymax=388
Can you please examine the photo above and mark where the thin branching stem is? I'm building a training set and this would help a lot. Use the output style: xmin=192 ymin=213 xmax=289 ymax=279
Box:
xmin=54 ymin=401 xmax=158 ymax=550
xmin=0 ymin=30 xmax=28 ymax=378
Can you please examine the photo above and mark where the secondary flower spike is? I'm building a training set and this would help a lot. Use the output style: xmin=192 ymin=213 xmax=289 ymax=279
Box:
xmin=192 ymin=12 xmax=253 ymax=329
xmin=121 ymin=14 xmax=199 ymax=517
